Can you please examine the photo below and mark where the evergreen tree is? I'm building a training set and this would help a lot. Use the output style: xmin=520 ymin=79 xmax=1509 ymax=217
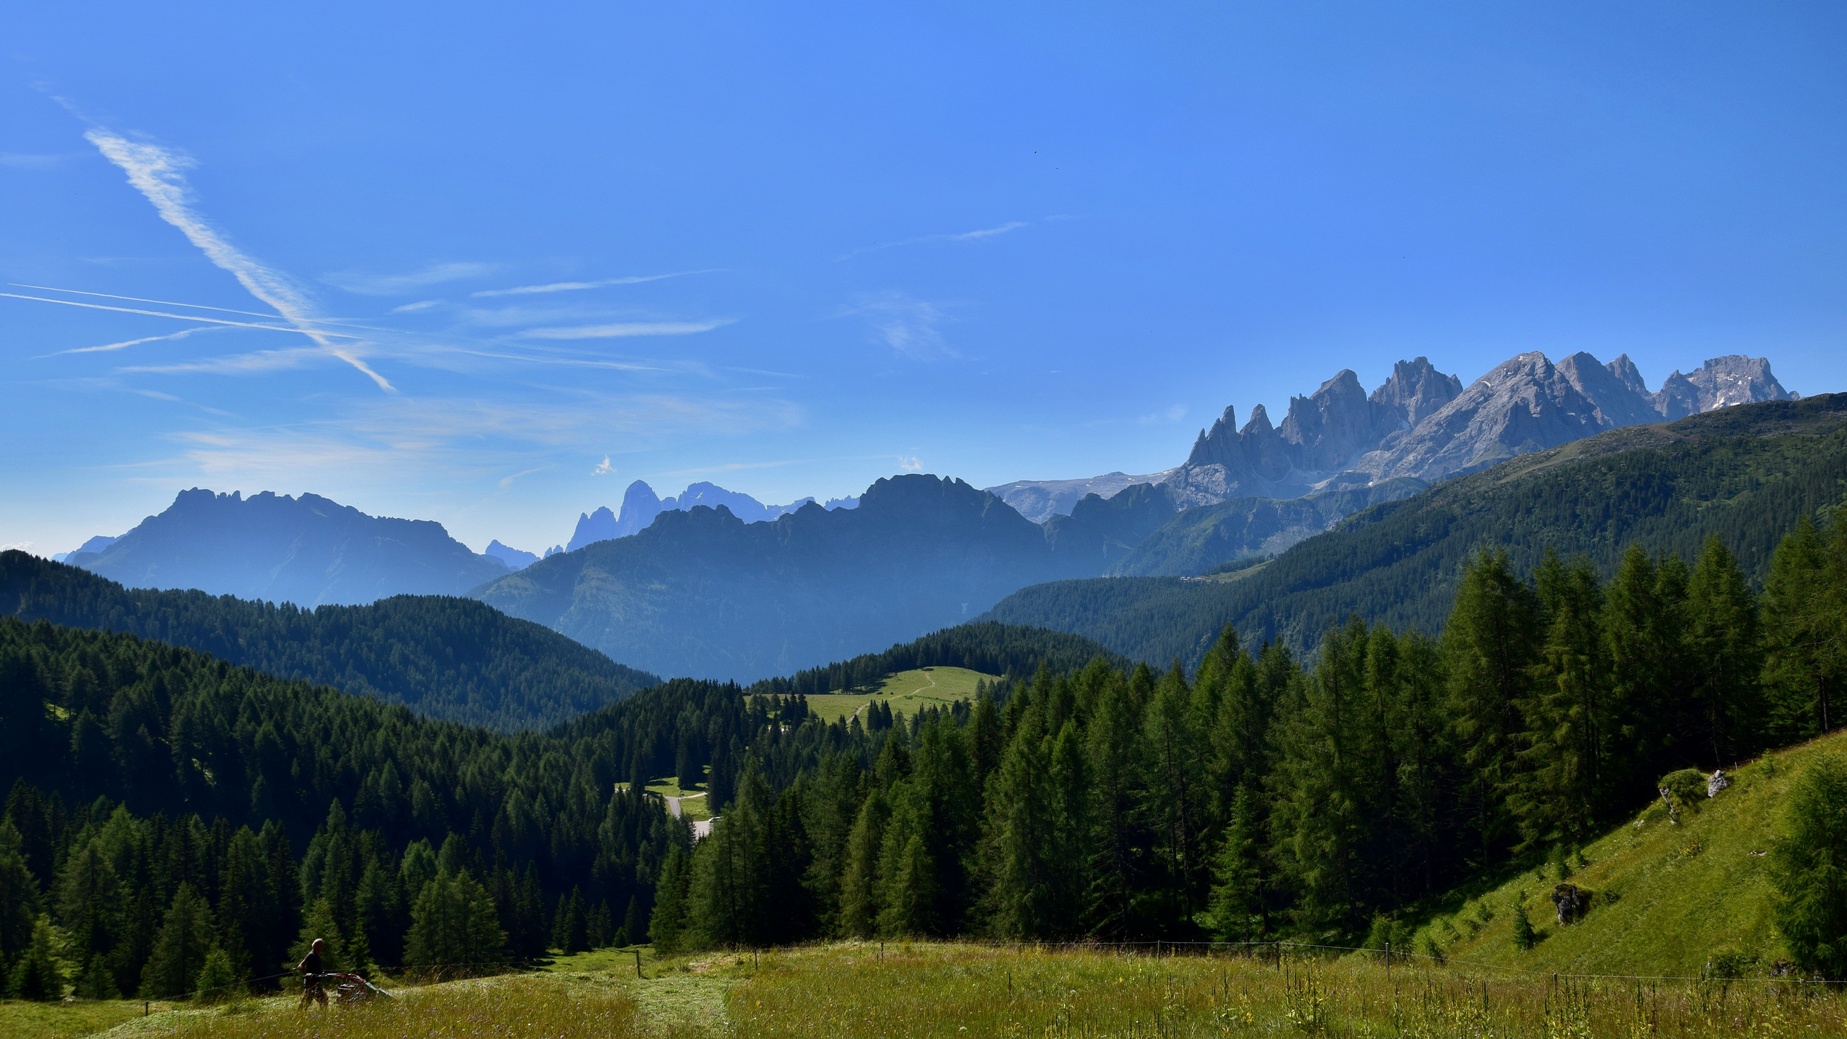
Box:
xmin=7 ymin=917 xmax=65 ymax=1001
xmin=1205 ymin=786 xmax=1267 ymax=941
xmin=551 ymin=889 xmax=589 ymax=954
xmin=290 ymin=898 xmax=348 ymax=976
xmin=1083 ymin=664 xmax=1147 ymax=938
xmin=837 ymin=788 xmax=888 ymax=939
xmin=1267 ymin=619 xmax=1367 ymax=936
xmin=1771 ymin=755 xmax=1847 ymax=979
xmin=354 ymin=860 xmax=406 ymax=969
xmin=1603 ymin=546 xmax=1691 ymax=790
xmin=73 ymin=953 xmax=120 ymax=1000
xmin=1763 ymin=517 xmax=1847 ymax=742
xmin=687 ymin=762 xmax=777 ymax=948
xmin=1513 ymin=553 xmax=1610 ymax=851
xmin=404 ymin=871 xmax=506 ymax=975
xmin=140 ymin=883 xmax=213 ymax=999
xmin=0 ymin=821 xmax=40 ymax=977
xmin=1139 ymin=665 xmax=1206 ymax=929
xmin=213 ymin=827 xmax=267 ymax=981
xmin=648 ymin=844 xmax=692 ymax=953
xmin=1685 ymin=538 xmax=1764 ymax=767
xmin=980 ymin=711 xmax=1057 ymax=938
xmin=193 ymin=946 xmax=240 ymax=1003
xmin=1443 ymin=549 xmax=1541 ymax=868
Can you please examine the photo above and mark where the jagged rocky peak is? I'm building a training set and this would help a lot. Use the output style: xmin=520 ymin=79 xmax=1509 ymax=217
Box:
xmin=1675 ymin=355 xmax=1794 ymax=412
xmin=1653 ymin=371 xmax=1702 ymax=421
xmin=1556 ymin=351 xmax=1661 ymax=428
xmin=1606 ymin=353 xmax=1649 ymax=397
xmin=1370 ymin=356 xmax=1463 ymax=429
xmin=1276 ymin=369 xmax=1383 ymax=472
xmin=1186 ymin=404 xmax=1239 ymax=467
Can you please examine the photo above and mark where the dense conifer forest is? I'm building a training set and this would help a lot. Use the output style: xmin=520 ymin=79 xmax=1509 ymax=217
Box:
xmin=0 ymin=551 xmax=659 ymax=732
xmin=2 ymin=510 xmax=1844 ymax=997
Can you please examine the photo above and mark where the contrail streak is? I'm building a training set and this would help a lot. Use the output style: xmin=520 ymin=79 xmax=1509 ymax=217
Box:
xmin=45 ymin=325 xmax=220 ymax=356
xmin=0 ymin=292 xmax=359 ymax=336
xmin=84 ymin=129 xmax=395 ymax=392
xmin=11 ymin=283 xmax=295 ymax=321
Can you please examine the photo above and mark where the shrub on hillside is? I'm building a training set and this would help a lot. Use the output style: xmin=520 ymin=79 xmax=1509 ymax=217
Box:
xmin=1659 ymin=769 xmax=1710 ymax=817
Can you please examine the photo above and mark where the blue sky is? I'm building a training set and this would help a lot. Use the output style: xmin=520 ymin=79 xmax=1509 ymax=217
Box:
xmin=4 ymin=2 xmax=1844 ymax=556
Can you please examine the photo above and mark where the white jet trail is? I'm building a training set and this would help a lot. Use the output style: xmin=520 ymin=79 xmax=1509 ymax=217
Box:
xmin=83 ymin=129 xmax=395 ymax=392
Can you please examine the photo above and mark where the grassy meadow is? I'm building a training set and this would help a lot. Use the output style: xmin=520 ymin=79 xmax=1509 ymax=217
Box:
xmin=796 ymin=666 xmax=997 ymax=724
xmin=13 ymin=941 xmax=1846 ymax=1039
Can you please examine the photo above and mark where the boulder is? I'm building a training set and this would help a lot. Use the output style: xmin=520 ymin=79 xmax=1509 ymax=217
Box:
xmin=1551 ymin=883 xmax=1589 ymax=926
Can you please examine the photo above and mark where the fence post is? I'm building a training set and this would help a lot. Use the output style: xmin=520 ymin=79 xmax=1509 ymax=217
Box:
xmin=634 ymin=949 xmax=643 ymax=978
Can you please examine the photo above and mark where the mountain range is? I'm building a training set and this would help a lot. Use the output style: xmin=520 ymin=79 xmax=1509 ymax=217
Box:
xmin=41 ymin=348 xmax=1802 ymax=682
xmin=987 ymin=391 xmax=1847 ymax=667
xmin=564 ymin=480 xmax=860 ymax=553
xmin=477 ymin=474 xmax=1139 ymax=681
xmin=990 ymin=352 xmax=1791 ymax=518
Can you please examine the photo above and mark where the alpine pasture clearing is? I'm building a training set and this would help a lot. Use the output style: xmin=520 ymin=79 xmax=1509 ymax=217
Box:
xmin=795 ymin=666 xmax=996 ymax=724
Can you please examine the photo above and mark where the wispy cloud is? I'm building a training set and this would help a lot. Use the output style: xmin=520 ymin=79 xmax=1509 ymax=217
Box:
xmin=0 ymin=152 xmax=72 ymax=171
xmin=83 ymin=128 xmax=395 ymax=391
xmin=498 ymin=465 xmax=548 ymax=490
xmin=322 ymin=262 xmax=501 ymax=296
xmin=472 ymin=269 xmax=719 ymax=298
xmin=47 ymin=325 xmax=221 ymax=356
xmin=391 ymin=300 xmax=441 ymax=313
xmin=518 ymin=319 xmax=733 ymax=340
xmin=592 ymin=456 xmax=617 ymax=476
xmin=898 ymin=454 xmax=924 ymax=472
xmin=841 ymin=291 xmax=955 ymax=361
xmin=1139 ymin=404 xmax=1188 ymax=425
xmin=118 ymin=346 xmax=328 ymax=376
xmin=839 ymin=220 xmax=1028 ymax=261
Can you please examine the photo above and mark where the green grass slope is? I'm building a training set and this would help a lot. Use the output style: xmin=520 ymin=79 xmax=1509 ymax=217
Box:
xmin=987 ymin=394 xmax=1847 ymax=666
xmin=1414 ymin=728 xmax=1847 ymax=979
xmin=0 ymin=552 xmax=659 ymax=732
xmin=796 ymin=666 xmax=999 ymax=723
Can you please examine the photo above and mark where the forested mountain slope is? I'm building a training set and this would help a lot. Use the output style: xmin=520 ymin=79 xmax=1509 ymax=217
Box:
xmin=985 ymin=394 xmax=1847 ymax=667
xmin=0 ymin=552 xmax=659 ymax=731
xmin=477 ymin=475 xmax=1154 ymax=682
xmin=0 ymin=613 xmax=1121 ymax=995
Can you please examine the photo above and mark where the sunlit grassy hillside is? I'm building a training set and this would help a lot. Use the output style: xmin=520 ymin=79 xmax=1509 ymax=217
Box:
xmin=1412 ymin=727 xmax=1847 ymax=978
xmin=793 ymin=666 xmax=995 ymax=724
